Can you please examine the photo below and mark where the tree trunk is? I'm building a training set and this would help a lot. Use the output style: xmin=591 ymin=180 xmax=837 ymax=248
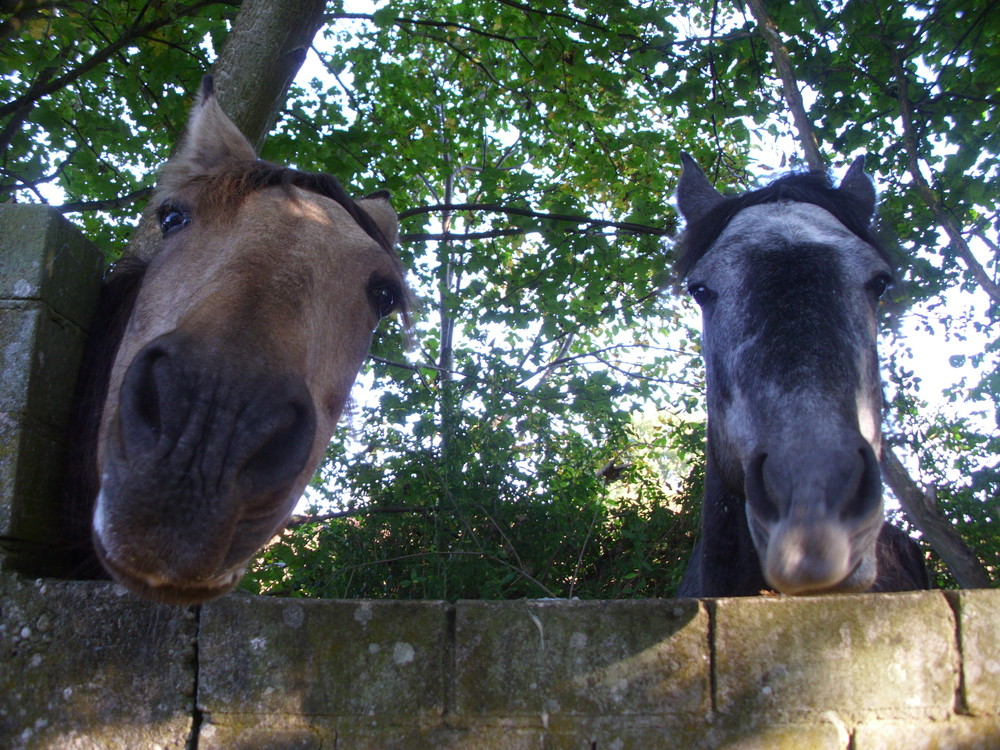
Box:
xmin=211 ymin=0 xmax=327 ymax=154
xmin=881 ymin=446 xmax=993 ymax=589
xmin=124 ymin=0 xmax=327 ymax=260
xmin=744 ymin=0 xmax=825 ymax=171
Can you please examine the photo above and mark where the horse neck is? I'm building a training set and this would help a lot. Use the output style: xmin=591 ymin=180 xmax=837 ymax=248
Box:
xmin=61 ymin=262 xmax=147 ymax=574
xmin=696 ymin=445 xmax=769 ymax=597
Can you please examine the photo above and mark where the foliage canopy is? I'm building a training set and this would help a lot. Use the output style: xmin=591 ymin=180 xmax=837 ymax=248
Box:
xmin=2 ymin=0 xmax=996 ymax=597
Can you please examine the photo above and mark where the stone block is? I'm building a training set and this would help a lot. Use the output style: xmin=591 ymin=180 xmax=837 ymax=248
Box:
xmin=198 ymin=718 xmax=327 ymax=750
xmin=199 ymin=717 xmax=501 ymax=750
xmin=0 ymin=574 xmax=196 ymax=750
xmin=0 ymin=303 xmax=89 ymax=573
xmin=0 ymin=413 xmax=61 ymax=525
xmin=713 ymin=591 xmax=959 ymax=720
xmin=948 ymin=589 xmax=1000 ymax=715
xmin=0 ymin=412 xmax=71 ymax=574
xmin=0 ymin=302 xmax=90 ymax=431
xmin=854 ymin=717 xmax=1000 ymax=749
xmin=198 ymin=597 xmax=449 ymax=724
xmin=694 ymin=720 xmax=849 ymax=750
xmin=0 ymin=206 xmax=103 ymax=575
xmin=541 ymin=716 xmax=707 ymax=750
xmin=0 ymin=204 xmax=103 ymax=328
xmin=453 ymin=599 xmax=710 ymax=721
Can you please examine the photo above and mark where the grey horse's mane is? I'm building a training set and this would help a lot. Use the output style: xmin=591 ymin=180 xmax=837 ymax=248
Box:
xmin=676 ymin=169 xmax=891 ymax=278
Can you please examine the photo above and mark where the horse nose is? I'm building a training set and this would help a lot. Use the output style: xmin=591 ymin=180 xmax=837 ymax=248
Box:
xmin=119 ymin=333 xmax=317 ymax=495
xmin=746 ymin=440 xmax=882 ymax=521
xmin=763 ymin=522 xmax=852 ymax=594
xmin=837 ymin=441 xmax=882 ymax=522
xmin=118 ymin=339 xmax=170 ymax=456
xmin=744 ymin=439 xmax=883 ymax=594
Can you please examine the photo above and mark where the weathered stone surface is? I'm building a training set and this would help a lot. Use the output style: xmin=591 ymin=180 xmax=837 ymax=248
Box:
xmin=0 ymin=413 xmax=63 ymax=527
xmin=1 ymin=583 xmax=999 ymax=748
xmin=454 ymin=716 xmax=847 ymax=750
xmin=0 ymin=573 xmax=196 ymax=750
xmin=199 ymin=718 xmax=326 ymax=750
xmin=0 ymin=304 xmax=88 ymax=573
xmin=0 ymin=207 xmax=102 ymax=576
xmin=198 ymin=596 xmax=449 ymax=723
xmin=0 ymin=413 xmax=70 ymax=575
xmin=0 ymin=204 xmax=103 ymax=328
xmin=542 ymin=716 xmax=708 ymax=750
xmin=453 ymin=599 xmax=710 ymax=721
xmin=199 ymin=716 xmax=512 ymax=750
xmin=0 ymin=303 xmax=90 ymax=431
xmin=700 ymin=719 xmax=849 ymax=750
xmin=714 ymin=591 xmax=959 ymax=720
xmin=948 ymin=589 xmax=1000 ymax=715
xmin=854 ymin=717 xmax=1000 ymax=750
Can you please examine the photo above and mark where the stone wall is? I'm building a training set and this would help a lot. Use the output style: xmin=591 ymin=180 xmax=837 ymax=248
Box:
xmin=1 ymin=206 xmax=998 ymax=750
xmin=0 ymin=204 xmax=103 ymax=575
xmin=2 ymin=576 xmax=999 ymax=749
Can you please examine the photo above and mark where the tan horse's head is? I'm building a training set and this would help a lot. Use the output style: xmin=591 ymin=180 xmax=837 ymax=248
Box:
xmin=92 ymin=78 xmax=409 ymax=603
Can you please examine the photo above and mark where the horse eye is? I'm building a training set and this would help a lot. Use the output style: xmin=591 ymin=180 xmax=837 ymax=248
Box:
xmin=369 ymin=284 xmax=399 ymax=319
xmin=866 ymin=273 xmax=892 ymax=299
xmin=158 ymin=205 xmax=190 ymax=237
xmin=687 ymin=282 xmax=716 ymax=306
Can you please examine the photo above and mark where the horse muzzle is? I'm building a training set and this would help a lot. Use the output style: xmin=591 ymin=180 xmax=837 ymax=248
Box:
xmin=93 ymin=332 xmax=318 ymax=604
xmin=743 ymin=439 xmax=884 ymax=595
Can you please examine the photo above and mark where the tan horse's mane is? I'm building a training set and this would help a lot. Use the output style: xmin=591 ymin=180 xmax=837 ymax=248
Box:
xmin=191 ymin=160 xmax=394 ymax=252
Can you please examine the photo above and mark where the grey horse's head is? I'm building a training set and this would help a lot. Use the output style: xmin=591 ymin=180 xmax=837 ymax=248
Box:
xmin=677 ymin=155 xmax=894 ymax=594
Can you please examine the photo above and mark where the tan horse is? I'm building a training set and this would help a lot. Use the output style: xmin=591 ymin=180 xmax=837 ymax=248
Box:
xmin=88 ymin=77 xmax=409 ymax=604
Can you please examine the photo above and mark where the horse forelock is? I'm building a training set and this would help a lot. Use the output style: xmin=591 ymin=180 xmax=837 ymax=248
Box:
xmin=676 ymin=170 xmax=890 ymax=278
xmin=163 ymin=159 xmax=395 ymax=254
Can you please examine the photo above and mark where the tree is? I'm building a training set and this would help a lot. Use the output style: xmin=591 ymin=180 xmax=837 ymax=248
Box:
xmin=2 ymin=0 xmax=995 ymax=597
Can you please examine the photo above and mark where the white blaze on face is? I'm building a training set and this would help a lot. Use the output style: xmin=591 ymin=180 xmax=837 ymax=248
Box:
xmin=92 ymin=488 xmax=108 ymax=543
xmin=856 ymin=386 xmax=882 ymax=453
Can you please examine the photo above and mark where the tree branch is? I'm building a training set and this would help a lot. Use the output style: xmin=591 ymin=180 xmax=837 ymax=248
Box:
xmin=286 ymin=505 xmax=439 ymax=528
xmin=494 ymin=0 xmax=627 ymax=38
xmin=399 ymin=202 xmax=671 ymax=236
xmin=0 ymin=0 xmax=61 ymax=44
xmin=57 ymin=187 xmax=154 ymax=214
xmin=745 ymin=0 xmax=826 ymax=171
xmin=401 ymin=228 xmax=525 ymax=243
xmin=881 ymin=445 xmax=993 ymax=588
xmin=890 ymin=51 xmax=1000 ymax=306
xmin=0 ymin=1 xmax=234 ymax=121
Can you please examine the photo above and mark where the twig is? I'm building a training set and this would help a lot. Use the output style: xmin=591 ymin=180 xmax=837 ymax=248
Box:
xmin=399 ymin=202 xmax=671 ymax=237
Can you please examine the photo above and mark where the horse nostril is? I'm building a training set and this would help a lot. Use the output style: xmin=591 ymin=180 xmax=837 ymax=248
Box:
xmin=238 ymin=393 xmax=317 ymax=491
xmin=839 ymin=443 xmax=882 ymax=521
xmin=120 ymin=343 xmax=171 ymax=453
xmin=745 ymin=453 xmax=780 ymax=523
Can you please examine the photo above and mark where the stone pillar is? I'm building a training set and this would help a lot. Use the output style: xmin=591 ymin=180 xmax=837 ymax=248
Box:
xmin=0 ymin=205 xmax=103 ymax=575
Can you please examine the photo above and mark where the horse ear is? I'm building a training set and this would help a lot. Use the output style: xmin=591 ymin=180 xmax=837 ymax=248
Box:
xmin=838 ymin=155 xmax=877 ymax=221
xmin=157 ymin=76 xmax=257 ymax=193
xmin=357 ymin=191 xmax=399 ymax=248
xmin=677 ymin=152 xmax=724 ymax=225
